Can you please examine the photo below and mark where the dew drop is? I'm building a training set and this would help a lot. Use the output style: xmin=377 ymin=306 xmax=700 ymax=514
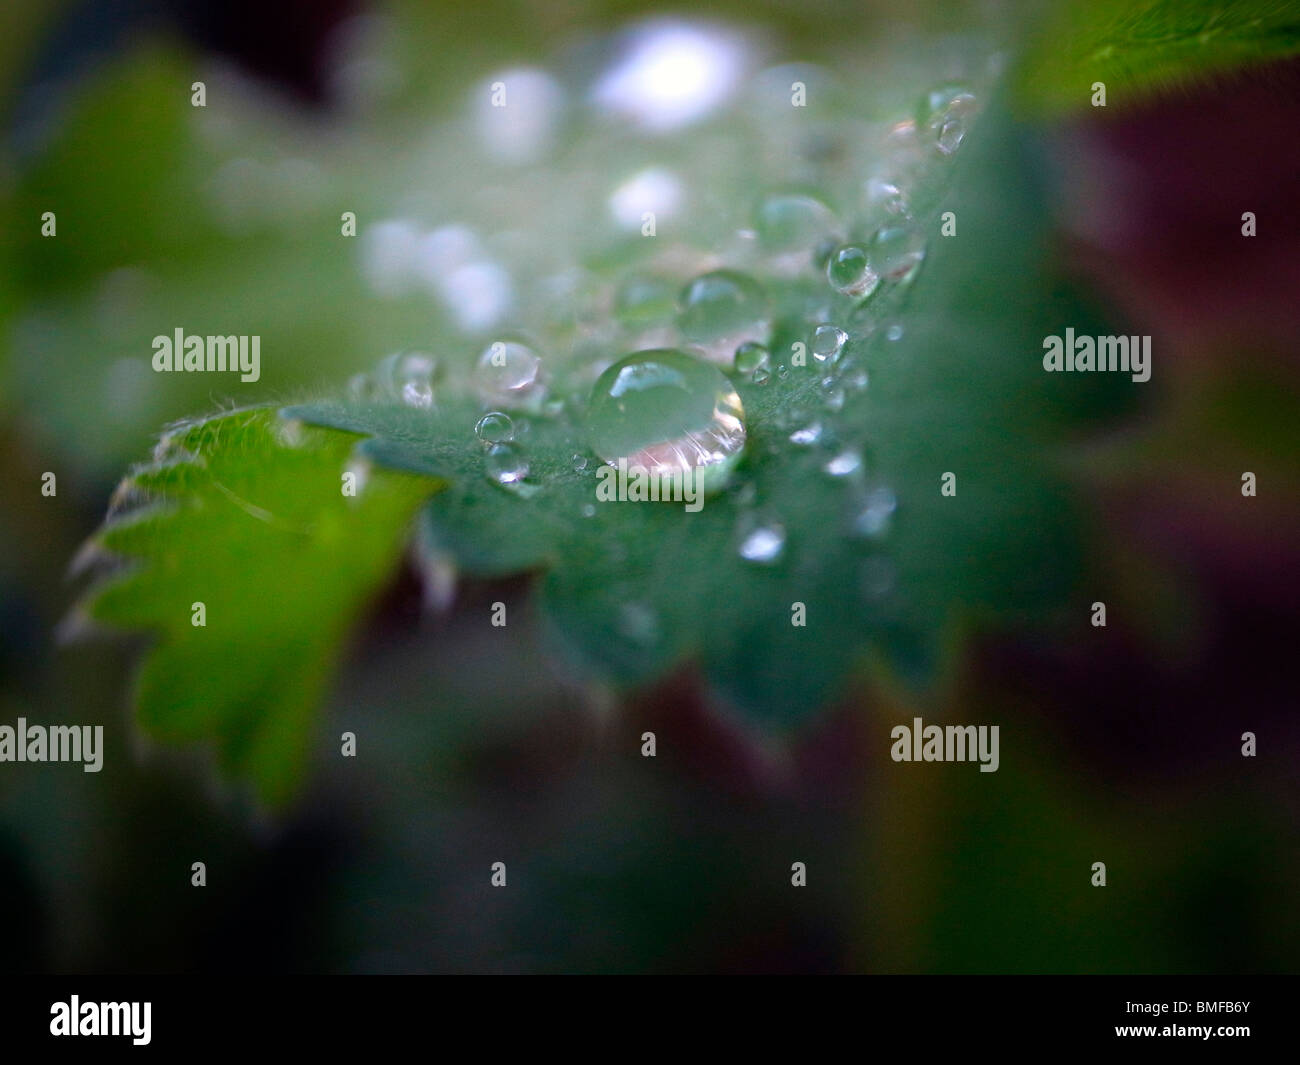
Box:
xmin=475 ymin=411 xmax=515 ymax=444
xmin=484 ymin=441 xmax=529 ymax=485
xmin=586 ymin=348 xmax=746 ymax=495
xmin=826 ymin=244 xmax=880 ymax=299
xmin=789 ymin=422 xmax=822 ymax=446
xmin=676 ymin=270 xmax=770 ymax=363
xmin=918 ymin=83 xmax=977 ymax=156
xmin=866 ymin=224 xmax=926 ymax=284
xmin=733 ymin=341 xmax=770 ymax=376
xmin=863 ymin=177 xmax=910 ymax=219
xmin=475 ymin=340 xmax=545 ymax=409
xmin=572 ymin=453 xmax=590 ymax=472
xmin=811 ymin=324 xmax=848 ymax=364
xmin=737 ymin=519 xmax=786 ymax=565
xmin=824 ymin=448 xmax=862 ymax=477
xmin=886 ymin=323 xmax=904 ymax=341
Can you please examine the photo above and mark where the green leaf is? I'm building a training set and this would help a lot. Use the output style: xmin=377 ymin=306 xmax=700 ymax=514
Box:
xmin=285 ymin=101 xmax=1117 ymax=729
xmin=73 ymin=407 xmax=441 ymax=804
xmin=1016 ymin=0 xmax=1300 ymax=112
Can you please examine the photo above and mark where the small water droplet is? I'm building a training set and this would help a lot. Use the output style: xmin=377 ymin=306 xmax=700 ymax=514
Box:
xmin=826 ymin=244 xmax=880 ymax=299
xmin=586 ymin=348 xmax=746 ymax=495
xmin=863 ymin=177 xmax=910 ymax=219
xmin=475 ymin=340 xmax=545 ymax=409
xmin=737 ymin=519 xmax=786 ymax=564
xmin=824 ymin=448 xmax=862 ymax=477
xmin=811 ymin=324 xmax=848 ymax=364
xmin=580 ymin=502 xmax=597 ymax=518
xmin=918 ymin=83 xmax=977 ymax=156
xmin=886 ymin=323 xmax=904 ymax=341
xmin=484 ymin=441 xmax=529 ymax=485
xmin=776 ymin=363 xmax=791 ymax=380
xmin=866 ymin=224 xmax=926 ymax=284
xmin=789 ymin=422 xmax=822 ymax=446
xmin=751 ymin=366 xmax=771 ymax=385
xmin=475 ymin=411 xmax=515 ymax=444
xmin=677 ymin=270 xmax=770 ymax=363
xmin=572 ymin=453 xmax=589 ymax=472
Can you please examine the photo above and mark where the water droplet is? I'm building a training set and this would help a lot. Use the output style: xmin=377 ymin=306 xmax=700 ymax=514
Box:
xmin=737 ymin=518 xmax=786 ymax=564
xmin=851 ymin=484 xmax=897 ymax=538
xmin=475 ymin=340 xmax=545 ymax=409
xmin=676 ymin=270 xmax=770 ymax=363
xmin=811 ymin=324 xmax=848 ymax=364
xmin=586 ymin=348 xmax=746 ymax=495
xmin=825 ymin=388 xmax=846 ymax=412
xmin=751 ymin=367 xmax=771 ymax=385
xmin=402 ymin=380 xmax=434 ymax=409
xmin=789 ymin=422 xmax=822 ymax=446
xmin=776 ymin=363 xmax=791 ymax=380
xmin=484 ymin=441 xmax=529 ymax=485
xmin=733 ymin=341 xmax=771 ymax=376
xmin=826 ymin=244 xmax=880 ymax=299
xmin=866 ymin=224 xmax=926 ymax=284
xmin=754 ymin=193 xmax=836 ymax=252
xmin=918 ymin=83 xmax=977 ymax=156
xmin=475 ymin=411 xmax=515 ymax=444
xmin=572 ymin=453 xmax=590 ymax=472
xmin=863 ymin=177 xmax=910 ymax=219
xmin=886 ymin=323 xmax=904 ymax=341
xmin=824 ymin=448 xmax=862 ymax=477
xmin=580 ymin=502 xmax=597 ymax=518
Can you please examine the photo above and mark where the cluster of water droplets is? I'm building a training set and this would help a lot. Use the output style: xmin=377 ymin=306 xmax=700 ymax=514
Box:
xmin=342 ymin=22 xmax=987 ymax=632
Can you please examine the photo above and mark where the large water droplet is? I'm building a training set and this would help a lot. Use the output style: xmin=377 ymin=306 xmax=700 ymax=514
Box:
xmin=586 ymin=348 xmax=746 ymax=495
xmin=826 ymin=244 xmax=879 ymax=299
xmin=676 ymin=270 xmax=770 ymax=364
xmin=475 ymin=340 xmax=545 ymax=409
